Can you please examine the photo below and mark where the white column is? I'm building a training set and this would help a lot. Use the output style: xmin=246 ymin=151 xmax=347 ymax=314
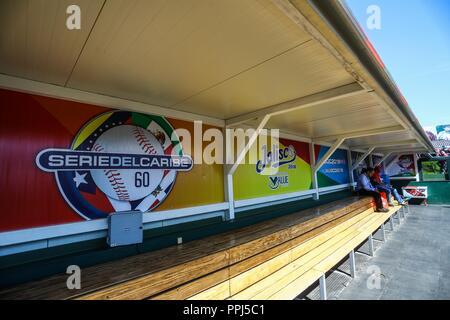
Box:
xmin=309 ymin=142 xmax=319 ymax=200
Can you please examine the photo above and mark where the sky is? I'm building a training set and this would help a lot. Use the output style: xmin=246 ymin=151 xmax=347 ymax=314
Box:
xmin=345 ymin=0 xmax=450 ymax=128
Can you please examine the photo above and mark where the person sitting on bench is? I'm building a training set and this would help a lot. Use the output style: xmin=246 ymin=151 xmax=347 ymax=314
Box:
xmin=356 ymin=167 xmax=389 ymax=212
xmin=371 ymin=166 xmax=406 ymax=206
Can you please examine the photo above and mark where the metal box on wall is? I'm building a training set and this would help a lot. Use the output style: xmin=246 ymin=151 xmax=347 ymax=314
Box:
xmin=107 ymin=211 xmax=143 ymax=247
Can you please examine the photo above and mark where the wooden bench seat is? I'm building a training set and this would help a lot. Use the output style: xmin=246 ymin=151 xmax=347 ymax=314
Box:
xmin=224 ymin=206 xmax=401 ymax=300
xmin=0 ymin=196 xmax=400 ymax=300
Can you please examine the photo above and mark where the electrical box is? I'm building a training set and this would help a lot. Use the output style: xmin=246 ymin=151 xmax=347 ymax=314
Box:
xmin=107 ymin=211 xmax=143 ymax=247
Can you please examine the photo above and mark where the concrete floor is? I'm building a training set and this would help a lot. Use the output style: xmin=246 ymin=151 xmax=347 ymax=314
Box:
xmin=299 ymin=205 xmax=450 ymax=300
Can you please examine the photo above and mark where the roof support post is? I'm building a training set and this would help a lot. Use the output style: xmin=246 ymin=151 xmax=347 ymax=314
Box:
xmin=352 ymin=147 xmax=375 ymax=171
xmin=347 ymin=149 xmax=355 ymax=190
xmin=224 ymin=172 xmax=235 ymax=221
xmin=225 ymin=115 xmax=271 ymax=220
xmin=313 ymin=137 xmax=346 ymax=173
xmin=309 ymin=142 xmax=319 ymax=200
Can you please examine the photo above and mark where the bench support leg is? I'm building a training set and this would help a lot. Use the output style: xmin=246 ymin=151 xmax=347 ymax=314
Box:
xmin=381 ymin=223 xmax=386 ymax=242
xmin=349 ymin=250 xmax=356 ymax=278
xmin=390 ymin=216 xmax=395 ymax=231
xmin=319 ymin=274 xmax=327 ymax=300
xmin=368 ymin=234 xmax=374 ymax=257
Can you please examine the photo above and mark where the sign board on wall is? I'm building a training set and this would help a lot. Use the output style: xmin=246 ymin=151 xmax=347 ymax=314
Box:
xmin=0 ymin=89 xmax=224 ymax=232
xmin=315 ymin=146 xmax=350 ymax=188
xmin=385 ymin=154 xmax=417 ymax=178
xmin=233 ymin=138 xmax=312 ymax=200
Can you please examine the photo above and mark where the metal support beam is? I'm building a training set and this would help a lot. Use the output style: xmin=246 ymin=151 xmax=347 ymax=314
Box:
xmin=349 ymin=250 xmax=356 ymax=278
xmin=347 ymin=149 xmax=355 ymax=190
xmin=390 ymin=216 xmax=395 ymax=231
xmin=368 ymin=234 xmax=374 ymax=257
xmin=374 ymin=152 xmax=392 ymax=167
xmin=369 ymin=154 xmax=374 ymax=167
xmin=313 ymin=137 xmax=346 ymax=173
xmin=309 ymin=142 xmax=319 ymax=200
xmin=225 ymin=83 xmax=366 ymax=127
xmin=352 ymin=147 xmax=375 ymax=171
xmin=319 ymin=274 xmax=327 ymax=300
xmin=224 ymin=172 xmax=235 ymax=221
xmin=227 ymin=115 xmax=271 ymax=176
xmin=381 ymin=223 xmax=386 ymax=242
xmin=224 ymin=115 xmax=272 ymax=220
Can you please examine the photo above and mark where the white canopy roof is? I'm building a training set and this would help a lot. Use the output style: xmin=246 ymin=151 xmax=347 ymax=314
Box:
xmin=0 ymin=0 xmax=434 ymax=155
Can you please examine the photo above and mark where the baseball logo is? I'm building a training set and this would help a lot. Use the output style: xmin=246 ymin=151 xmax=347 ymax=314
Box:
xmin=36 ymin=111 xmax=192 ymax=220
xmin=91 ymin=125 xmax=164 ymax=201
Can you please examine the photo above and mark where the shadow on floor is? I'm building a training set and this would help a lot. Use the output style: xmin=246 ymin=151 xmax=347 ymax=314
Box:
xmin=296 ymin=205 xmax=450 ymax=300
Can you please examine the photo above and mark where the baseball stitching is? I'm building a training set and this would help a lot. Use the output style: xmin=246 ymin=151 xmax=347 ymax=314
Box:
xmin=92 ymin=143 xmax=130 ymax=201
xmin=133 ymin=127 xmax=158 ymax=155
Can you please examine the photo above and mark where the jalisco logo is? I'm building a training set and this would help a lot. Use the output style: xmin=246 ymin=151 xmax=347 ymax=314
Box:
xmin=36 ymin=111 xmax=193 ymax=220
xmin=255 ymin=144 xmax=297 ymax=190
xmin=255 ymin=144 xmax=297 ymax=174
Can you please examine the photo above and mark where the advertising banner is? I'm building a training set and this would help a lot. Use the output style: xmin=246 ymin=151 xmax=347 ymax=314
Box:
xmin=385 ymin=154 xmax=417 ymax=178
xmin=233 ymin=138 xmax=312 ymax=200
xmin=315 ymin=146 xmax=350 ymax=188
xmin=421 ymin=160 xmax=447 ymax=181
xmin=0 ymin=89 xmax=224 ymax=232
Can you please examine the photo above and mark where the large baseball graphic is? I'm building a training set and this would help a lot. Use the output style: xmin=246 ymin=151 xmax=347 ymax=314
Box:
xmin=91 ymin=125 xmax=164 ymax=201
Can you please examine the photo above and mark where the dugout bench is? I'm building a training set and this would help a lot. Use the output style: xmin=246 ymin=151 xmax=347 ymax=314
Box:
xmin=0 ymin=196 xmax=406 ymax=300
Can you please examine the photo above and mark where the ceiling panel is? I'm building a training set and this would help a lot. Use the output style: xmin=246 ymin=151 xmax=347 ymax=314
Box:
xmin=0 ymin=0 xmax=104 ymax=85
xmin=266 ymin=95 xmax=399 ymax=139
xmin=346 ymin=131 xmax=416 ymax=148
xmin=67 ymin=0 xmax=312 ymax=112
xmin=267 ymin=93 xmax=379 ymax=130
xmin=176 ymin=40 xmax=355 ymax=118
xmin=311 ymin=112 xmax=398 ymax=139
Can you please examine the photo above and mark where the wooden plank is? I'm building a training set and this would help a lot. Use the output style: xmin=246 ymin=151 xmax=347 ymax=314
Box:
xmin=312 ymin=207 xmax=401 ymax=273
xmin=228 ymin=198 xmax=373 ymax=264
xmin=229 ymin=211 xmax=379 ymax=300
xmin=267 ymin=269 xmax=323 ymax=300
xmin=149 ymin=268 xmax=229 ymax=300
xmin=76 ymin=250 xmax=229 ymax=300
xmin=187 ymin=281 xmax=230 ymax=300
xmin=246 ymin=213 xmax=381 ymax=299
xmin=231 ymin=207 xmax=399 ymax=300
xmin=290 ymin=207 xmax=374 ymax=259
xmin=229 ymin=202 xmax=373 ymax=278
xmin=313 ymin=216 xmax=387 ymax=273
xmin=228 ymin=207 xmax=374 ymax=297
xmin=229 ymin=250 xmax=292 ymax=296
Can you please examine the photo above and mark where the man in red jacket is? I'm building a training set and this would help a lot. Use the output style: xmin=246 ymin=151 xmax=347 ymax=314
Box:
xmin=371 ymin=166 xmax=406 ymax=206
